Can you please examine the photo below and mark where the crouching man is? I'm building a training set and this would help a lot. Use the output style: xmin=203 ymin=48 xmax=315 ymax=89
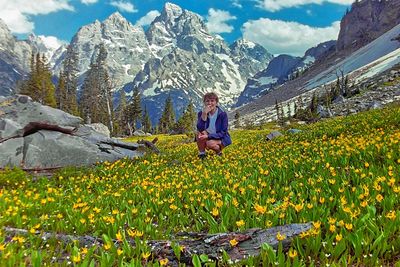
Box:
xmin=196 ymin=92 xmax=232 ymax=159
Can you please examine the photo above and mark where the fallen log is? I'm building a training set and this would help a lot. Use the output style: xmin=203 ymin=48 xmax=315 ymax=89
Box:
xmin=137 ymin=137 xmax=160 ymax=154
xmin=0 ymin=121 xmax=76 ymax=144
xmin=4 ymin=223 xmax=311 ymax=265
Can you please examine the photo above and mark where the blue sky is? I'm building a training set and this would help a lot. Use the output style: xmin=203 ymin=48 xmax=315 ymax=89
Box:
xmin=0 ymin=0 xmax=353 ymax=55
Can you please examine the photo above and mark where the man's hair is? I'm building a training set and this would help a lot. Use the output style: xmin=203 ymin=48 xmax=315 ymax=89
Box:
xmin=203 ymin=92 xmax=219 ymax=103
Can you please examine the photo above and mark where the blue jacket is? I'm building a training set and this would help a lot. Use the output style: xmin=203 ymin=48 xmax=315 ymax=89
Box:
xmin=197 ymin=106 xmax=232 ymax=147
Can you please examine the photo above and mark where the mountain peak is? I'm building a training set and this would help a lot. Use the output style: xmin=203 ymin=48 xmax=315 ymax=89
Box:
xmin=162 ymin=2 xmax=183 ymax=19
xmin=104 ymin=11 xmax=129 ymax=25
xmin=234 ymin=39 xmax=257 ymax=49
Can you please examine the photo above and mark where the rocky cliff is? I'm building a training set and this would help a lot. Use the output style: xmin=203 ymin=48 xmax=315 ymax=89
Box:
xmin=337 ymin=0 xmax=400 ymax=55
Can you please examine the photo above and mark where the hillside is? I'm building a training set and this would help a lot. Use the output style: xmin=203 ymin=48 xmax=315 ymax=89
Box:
xmin=0 ymin=100 xmax=399 ymax=265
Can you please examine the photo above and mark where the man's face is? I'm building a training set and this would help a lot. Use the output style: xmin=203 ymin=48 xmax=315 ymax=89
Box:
xmin=204 ymin=98 xmax=217 ymax=112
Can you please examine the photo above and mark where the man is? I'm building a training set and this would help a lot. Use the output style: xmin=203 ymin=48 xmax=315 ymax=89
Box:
xmin=196 ymin=92 xmax=232 ymax=159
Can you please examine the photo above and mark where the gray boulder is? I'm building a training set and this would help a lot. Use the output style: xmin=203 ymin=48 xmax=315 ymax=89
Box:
xmin=317 ymin=104 xmax=333 ymax=118
xmin=266 ymin=131 xmax=283 ymax=141
xmin=288 ymin=129 xmax=302 ymax=134
xmin=133 ymin=130 xmax=146 ymax=136
xmin=84 ymin=123 xmax=110 ymax=137
xmin=0 ymin=95 xmax=146 ymax=169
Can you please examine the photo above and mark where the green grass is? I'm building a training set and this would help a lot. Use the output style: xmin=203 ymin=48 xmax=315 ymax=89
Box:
xmin=0 ymin=103 xmax=399 ymax=266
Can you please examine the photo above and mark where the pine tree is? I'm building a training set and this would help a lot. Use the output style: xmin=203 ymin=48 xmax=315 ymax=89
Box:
xmin=20 ymin=52 xmax=56 ymax=107
xmin=275 ymin=99 xmax=281 ymax=122
xmin=174 ymin=100 xmax=196 ymax=134
xmin=116 ymin=90 xmax=128 ymax=135
xmin=79 ymin=43 xmax=114 ymax=132
xmin=141 ymin=106 xmax=152 ymax=133
xmin=234 ymin=111 xmax=240 ymax=128
xmin=309 ymin=91 xmax=318 ymax=114
xmin=127 ymin=88 xmax=142 ymax=135
xmin=159 ymin=95 xmax=175 ymax=133
xmin=287 ymin=102 xmax=292 ymax=119
xmin=56 ymin=71 xmax=67 ymax=109
xmin=63 ymin=45 xmax=79 ymax=115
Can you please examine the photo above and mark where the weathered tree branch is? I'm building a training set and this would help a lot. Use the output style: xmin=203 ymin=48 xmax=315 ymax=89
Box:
xmin=3 ymin=223 xmax=311 ymax=265
xmin=0 ymin=122 xmax=76 ymax=144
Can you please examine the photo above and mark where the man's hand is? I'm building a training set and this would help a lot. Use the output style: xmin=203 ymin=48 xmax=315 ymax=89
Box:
xmin=203 ymin=105 xmax=212 ymax=114
xmin=198 ymin=131 xmax=208 ymax=140
xmin=201 ymin=105 xmax=211 ymax=121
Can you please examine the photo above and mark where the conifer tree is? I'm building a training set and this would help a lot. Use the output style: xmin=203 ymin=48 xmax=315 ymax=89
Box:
xmin=116 ymin=90 xmax=128 ymax=135
xmin=174 ymin=100 xmax=196 ymax=133
xmin=56 ymin=71 xmax=67 ymax=109
xmin=159 ymin=95 xmax=175 ymax=133
xmin=309 ymin=91 xmax=318 ymax=114
xmin=275 ymin=99 xmax=281 ymax=122
xmin=141 ymin=106 xmax=152 ymax=133
xmin=22 ymin=53 xmax=56 ymax=107
xmin=127 ymin=88 xmax=142 ymax=135
xmin=62 ymin=45 xmax=79 ymax=115
xmin=80 ymin=43 xmax=113 ymax=132
xmin=287 ymin=102 xmax=292 ymax=119
xmin=234 ymin=111 xmax=240 ymax=128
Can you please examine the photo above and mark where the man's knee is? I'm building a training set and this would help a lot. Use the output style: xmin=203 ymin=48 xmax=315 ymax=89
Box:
xmin=206 ymin=140 xmax=220 ymax=150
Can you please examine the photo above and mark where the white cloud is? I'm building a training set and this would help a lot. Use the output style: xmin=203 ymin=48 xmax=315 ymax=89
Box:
xmin=258 ymin=0 xmax=354 ymax=12
xmin=242 ymin=18 xmax=340 ymax=56
xmin=38 ymin=35 xmax=66 ymax=50
xmin=0 ymin=0 xmax=74 ymax=33
xmin=231 ymin=0 xmax=243 ymax=8
xmin=109 ymin=1 xmax=137 ymax=13
xmin=206 ymin=8 xmax=237 ymax=34
xmin=136 ymin=10 xmax=160 ymax=26
xmin=81 ymin=0 xmax=98 ymax=4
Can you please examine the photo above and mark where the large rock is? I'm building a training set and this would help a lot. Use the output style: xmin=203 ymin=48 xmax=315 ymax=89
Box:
xmin=0 ymin=95 xmax=146 ymax=169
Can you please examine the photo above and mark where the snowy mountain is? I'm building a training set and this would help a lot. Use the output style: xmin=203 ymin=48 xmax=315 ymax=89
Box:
xmin=234 ymin=22 xmax=400 ymax=123
xmin=54 ymin=12 xmax=152 ymax=90
xmin=235 ymin=40 xmax=335 ymax=107
xmin=127 ymin=3 xmax=272 ymax=123
xmin=0 ymin=19 xmax=31 ymax=96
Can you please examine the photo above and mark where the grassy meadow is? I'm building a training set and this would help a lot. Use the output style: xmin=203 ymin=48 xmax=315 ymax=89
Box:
xmin=0 ymin=103 xmax=399 ymax=266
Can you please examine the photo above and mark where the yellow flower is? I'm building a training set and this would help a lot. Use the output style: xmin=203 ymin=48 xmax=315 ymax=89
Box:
xmin=276 ymin=232 xmax=286 ymax=241
xmin=117 ymin=249 xmax=123 ymax=255
xmin=12 ymin=236 xmax=25 ymax=244
xmin=29 ymin=228 xmax=36 ymax=234
xmin=288 ymin=249 xmax=298 ymax=258
xmin=329 ymin=224 xmax=336 ymax=233
xmin=211 ymin=208 xmax=219 ymax=217
xmin=364 ymin=162 xmax=369 ymax=168
xmin=81 ymin=247 xmax=88 ymax=254
xmin=72 ymin=254 xmax=81 ymax=263
xmin=294 ymin=203 xmax=303 ymax=212
xmin=116 ymin=231 xmax=123 ymax=242
xmin=254 ymin=204 xmax=266 ymax=215
xmin=142 ymin=251 xmax=151 ymax=259
xmin=0 ymin=243 xmax=5 ymax=251
xmin=385 ymin=211 xmax=396 ymax=220
xmin=236 ymin=220 xmax=245 ymax=227
xmin=345 ymin=223 xmax=353 ymax=231
xmin=103 ymin=243 xmax=111 ymax=250
xmin=335 ymin=233 xmax=342 ymax=242
xmin=230 ymin=238 xmax=239 ymax=247
xmin=376 ymin=194 xmax=384 ymax=202
xmin=312 ymin=221 xmax=321 ymax=229
xmin=159 ymin=258 xmax=169 ymax=266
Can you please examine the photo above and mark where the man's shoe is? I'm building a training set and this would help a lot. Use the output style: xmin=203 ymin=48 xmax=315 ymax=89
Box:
xmin=198 ymin=154 xmax=207 ymax=160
